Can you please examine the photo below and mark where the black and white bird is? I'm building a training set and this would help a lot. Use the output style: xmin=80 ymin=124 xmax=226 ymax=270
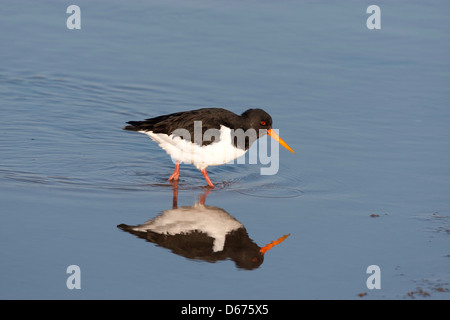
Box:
xmin=124 ymin=108 xmax=294 ymax=187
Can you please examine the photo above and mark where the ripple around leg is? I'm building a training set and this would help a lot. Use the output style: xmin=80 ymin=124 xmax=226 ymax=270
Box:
xmin=203 ymin=164 xmax=306 ymax=198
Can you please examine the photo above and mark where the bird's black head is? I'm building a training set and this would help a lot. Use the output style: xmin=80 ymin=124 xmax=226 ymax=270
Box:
xmin=238 ymin=108 xmax=295 ymax=154
xmin=241 ymin=109 xmax=273 ymax=133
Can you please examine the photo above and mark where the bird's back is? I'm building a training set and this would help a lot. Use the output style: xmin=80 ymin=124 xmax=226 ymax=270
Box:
xmin=123 ymin=108 xmax=241 ymax=138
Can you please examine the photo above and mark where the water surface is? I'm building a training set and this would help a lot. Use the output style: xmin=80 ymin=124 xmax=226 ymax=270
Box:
xmin=1 ymin=0 xmax=449 ymax=299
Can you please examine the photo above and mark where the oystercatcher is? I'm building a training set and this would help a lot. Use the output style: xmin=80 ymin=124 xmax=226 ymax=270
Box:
xmin=124 ymin=108 xmax=294 ymax=187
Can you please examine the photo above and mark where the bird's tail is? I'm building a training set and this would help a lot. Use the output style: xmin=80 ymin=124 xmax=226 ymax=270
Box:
xmin=123 ymin=121 xmax=144 ymax=131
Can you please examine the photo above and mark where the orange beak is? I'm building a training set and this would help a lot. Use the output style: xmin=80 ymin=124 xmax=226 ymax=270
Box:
xmin=267 ymin=129 xmax=295 ymax=154
xmin=260 ymin=234 xmax=290 ymax=254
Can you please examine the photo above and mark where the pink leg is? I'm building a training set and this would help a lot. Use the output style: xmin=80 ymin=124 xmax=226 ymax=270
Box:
xmin=201 ymin=168 xmax=214 ymax=188
xmin=168 ymin=162 xmax=180 ymax=181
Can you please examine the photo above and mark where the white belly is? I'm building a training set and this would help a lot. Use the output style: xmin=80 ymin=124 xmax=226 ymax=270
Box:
xmin=142 ymin=126 xmax=247 ymax=170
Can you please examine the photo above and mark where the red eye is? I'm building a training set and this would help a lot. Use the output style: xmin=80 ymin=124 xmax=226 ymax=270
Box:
xmin=260 ymin=121 xmax=266 ymax=126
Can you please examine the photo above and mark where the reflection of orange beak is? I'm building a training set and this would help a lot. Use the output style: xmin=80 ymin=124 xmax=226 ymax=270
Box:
xmin=267 ymin=129 xmax=295 ymax=154
xmin=260 ymin=234 xmax=290 ymax=254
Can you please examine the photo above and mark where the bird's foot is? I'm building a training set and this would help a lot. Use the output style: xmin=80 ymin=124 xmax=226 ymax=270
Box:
xmin=168 ymin=162 xmax=180 ymax=181
xmin=201 ymin=168 xmax=214 ymax=188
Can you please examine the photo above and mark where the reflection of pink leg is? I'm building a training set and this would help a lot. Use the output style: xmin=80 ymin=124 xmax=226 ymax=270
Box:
xmin=198 ymin=189 xmax=211 ymax=205
xmin=168 ymin=162 xmax=180 ymax=181
xmin=171 ymin=180 xmax=179 ymax=209
xmin=201 ymin=168 xmax=214 ymax=188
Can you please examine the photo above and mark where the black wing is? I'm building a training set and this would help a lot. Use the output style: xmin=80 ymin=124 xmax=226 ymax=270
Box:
xmin=123 ymin=108 xmax=241 ymax=146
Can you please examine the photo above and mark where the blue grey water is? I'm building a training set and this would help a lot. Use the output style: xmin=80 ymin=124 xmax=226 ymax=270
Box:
xmin=1 ymin=0 xmax=449 ymax=299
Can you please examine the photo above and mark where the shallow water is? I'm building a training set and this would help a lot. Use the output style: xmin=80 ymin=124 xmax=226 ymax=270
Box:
xmin=1 ymin=0 xmax=449 ymax=299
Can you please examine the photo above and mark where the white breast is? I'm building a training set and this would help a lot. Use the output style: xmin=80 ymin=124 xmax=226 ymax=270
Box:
xmin=141 ymin=126 xmax=247 ymax=170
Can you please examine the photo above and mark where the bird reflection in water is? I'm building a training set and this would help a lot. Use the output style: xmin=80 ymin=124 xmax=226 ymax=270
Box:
xmin=117 ymin=182 xmax=290 ymax=270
